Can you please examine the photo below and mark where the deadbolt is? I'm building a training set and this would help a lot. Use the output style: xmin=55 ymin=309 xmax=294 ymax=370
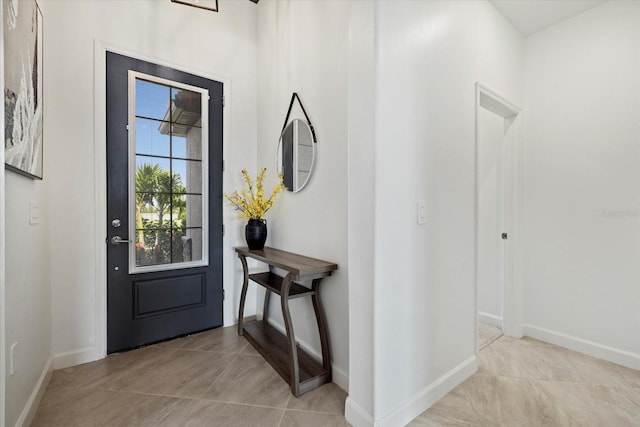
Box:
xmin=112 ymin=219 xmax=122 ymax=228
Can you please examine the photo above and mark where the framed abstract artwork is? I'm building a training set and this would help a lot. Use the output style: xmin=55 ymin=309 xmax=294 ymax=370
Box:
xmin=171 ymin=0 xmax=218 ymax=12
xmin=4 ymin=0 xmax=43 ymax=179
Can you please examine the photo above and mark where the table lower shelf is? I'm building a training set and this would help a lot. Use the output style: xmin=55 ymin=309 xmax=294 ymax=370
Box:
xmin=242 ymin=320 xmax=330 ymax=396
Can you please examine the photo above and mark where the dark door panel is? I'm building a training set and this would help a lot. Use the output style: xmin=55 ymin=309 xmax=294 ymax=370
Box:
xmin=106 ymin=52 xmax=223 ymax=353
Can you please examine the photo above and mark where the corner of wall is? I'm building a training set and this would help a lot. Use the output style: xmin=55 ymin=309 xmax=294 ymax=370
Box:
xmin=345 ymin=355 xmax=477 ymax=427
xmin=375 ymin=356 xmax=477 ymax=427
xmin=12 ymin=357 xmax=52 ymax=427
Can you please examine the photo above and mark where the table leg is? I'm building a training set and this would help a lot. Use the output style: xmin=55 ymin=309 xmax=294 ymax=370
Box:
xmin=312 ymin=278 xmax=332 ymax=380
xmin=280 ymin=273 xmax=301 ymax=396
xmin=237 ymin=254 xmax=249 ymax=336
xmin=263 ymin=290 xmax=271 ymax=323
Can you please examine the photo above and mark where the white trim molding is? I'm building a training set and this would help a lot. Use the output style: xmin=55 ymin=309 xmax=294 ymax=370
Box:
xmin=13 ymin=356 xmax=52 ymax=427
xmin=524 ymin=325 xmax=640 ymax=371
xmin=53 ymin=347 xmax=98 ymax=371
xmin=478 ymin=312 xmax=503 ymax=329
xmin=345 ymin=356 xmax=477 ymax=427
xmin=345 ymin=397 xmax=375 ymax=427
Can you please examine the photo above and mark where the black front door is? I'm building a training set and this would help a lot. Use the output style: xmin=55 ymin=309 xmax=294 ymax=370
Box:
xmin=106 ymin=52 xmax=223 ymax=353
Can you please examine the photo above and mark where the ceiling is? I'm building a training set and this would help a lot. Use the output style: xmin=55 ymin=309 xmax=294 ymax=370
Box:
xmin=490 ymin=0 xmax=608 ymax=36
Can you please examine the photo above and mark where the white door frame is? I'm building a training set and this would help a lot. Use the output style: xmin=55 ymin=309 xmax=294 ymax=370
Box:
xmin=474 ymin=82 xmax=524 ymax=355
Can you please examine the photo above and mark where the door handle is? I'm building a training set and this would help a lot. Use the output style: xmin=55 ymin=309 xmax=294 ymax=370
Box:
xmin=110 ymin=236 xmax=131 ymax=245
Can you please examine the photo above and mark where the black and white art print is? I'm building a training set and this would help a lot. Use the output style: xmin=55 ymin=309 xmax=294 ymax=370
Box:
xmin=4 ymin=0 xmax=43 ymax=179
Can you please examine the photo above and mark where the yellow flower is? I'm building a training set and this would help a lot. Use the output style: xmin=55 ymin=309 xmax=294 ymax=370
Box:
xmin=224 ymin=168 xmax=285 ymax=220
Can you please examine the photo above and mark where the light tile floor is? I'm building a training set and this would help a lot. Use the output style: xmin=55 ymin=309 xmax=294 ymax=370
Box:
xmin=31 ymin=326 xmax=348 ymax=426
xmin=411 ymin=336 xmax=640 ymax=426
xmin=478 ymin=321 xmax=502 ymax=350
xmin=33 ymin=326 xmax=640 ymax=426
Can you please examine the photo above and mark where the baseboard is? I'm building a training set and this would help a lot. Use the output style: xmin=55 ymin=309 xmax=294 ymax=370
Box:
xmin=376 ymin=355 xmax=477 ymax=427
xmin=478 ymin=312 xmax=503 ymax=328
xmin=345 ymin=355 xmax=477 ymax=427
xmin=523 ymin=324 xmax=640 ymax=371
xmin=53 ymin=346 xmax=99 ymax=370
xmin=345 ymin=397 xmax=375 ymax=427
xmin=266 ymin=319 xmax=349 ymax=391
xmin=14 ymin=356 xmax=52 ymax=427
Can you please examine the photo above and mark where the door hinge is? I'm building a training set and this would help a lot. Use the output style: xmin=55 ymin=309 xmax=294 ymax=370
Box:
xmin=126 ymin=124 xmax=129 ymax=131
xmin=502 ymin=233 xmax=508 ymax=240
xmin=221 ymin=95 xmax=225 ymax=107
xmin=222 ymin=160 xmax=225 ymax=172
xmin=223 ymin=289 xmax=225 ymax=300
xmin=222 ymin=224 xmax=225 ymax=236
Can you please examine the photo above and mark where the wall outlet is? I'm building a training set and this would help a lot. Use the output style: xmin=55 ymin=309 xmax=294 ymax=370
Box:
xmin=10 ymin=342 xmax=17 ymax=376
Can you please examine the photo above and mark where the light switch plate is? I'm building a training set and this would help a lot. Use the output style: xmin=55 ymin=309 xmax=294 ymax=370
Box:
xmin=10 ymin=342 xmax=17 ymax=376
xmin=29 ymin=200 xmax=39 ymax=225
xmin=417 ymin=200 xmax=426 ymax=225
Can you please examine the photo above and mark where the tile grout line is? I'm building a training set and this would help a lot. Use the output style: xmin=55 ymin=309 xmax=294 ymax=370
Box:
xmin=104 ymin=387 xmax=346 ymax=416
xmin=277 ymin=406 xmax=287 ymax=427
xmin=476 ymin=370 xmax=640 ymax=389
xmin=479 ymin=333 xmax=503 ymax=350
xmin=198 ymin=349 xmax=246 ymax=398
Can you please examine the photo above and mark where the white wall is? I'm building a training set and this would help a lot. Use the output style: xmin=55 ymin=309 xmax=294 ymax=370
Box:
xmin=523 ymin=0 xmax=640 ymax=367
xmin=39 ymin=0 xmax=258 ymax=367
xmin=346 ymin=1 xmax=523 ymax=424
xmin=0 ymin=3 xmax=6 ymax=424
xmin=256 ymin=0 xmax=349 ymax=390
xmin=2 ymin=0 xmax=52 ymax=424
xmin=4 ymin=174 xmax=52 ymax=427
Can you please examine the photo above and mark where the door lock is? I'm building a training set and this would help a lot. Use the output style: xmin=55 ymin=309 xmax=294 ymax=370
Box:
xmin=111 ymin=235 xmax=130 ymax=245
xmin=112 ymin=219 xmax=122 ymax=228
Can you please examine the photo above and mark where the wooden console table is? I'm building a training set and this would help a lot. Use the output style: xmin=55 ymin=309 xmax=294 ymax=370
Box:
xmin=235 ymin=246 xmax=338 ymax=396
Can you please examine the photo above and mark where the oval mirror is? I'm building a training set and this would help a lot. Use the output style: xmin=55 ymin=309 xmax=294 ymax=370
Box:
xmin=277 ymin=118 xmax=316 ymax=192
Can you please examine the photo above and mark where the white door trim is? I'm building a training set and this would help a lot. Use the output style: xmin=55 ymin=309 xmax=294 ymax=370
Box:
xmin=474 ymin=82 xmax=524 ymax=356
xmin=93 ymin=40 xmax=231 ymax=361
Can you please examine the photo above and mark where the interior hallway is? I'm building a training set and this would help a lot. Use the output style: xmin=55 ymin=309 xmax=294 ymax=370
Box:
xmin=412 ymin=336 xmax=640 ymax=426
xmin=32 ymin=324 xmax=640 ymax=426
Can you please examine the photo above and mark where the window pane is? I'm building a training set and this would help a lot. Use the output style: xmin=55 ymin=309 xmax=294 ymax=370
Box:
xmin=135 ymin=155 xmax=170 ymax=173
xmin=135 ymin=228 xmax=172 ymax=267
xmin=170 ymin=193 xmax=187 ymax=229
xmin=172 ymin=194 xmax=202 ymax=229
xmin=171 ymin=88 xmax=202 ymax=126
xmin=172 ymin=159 xmax=202 ymax=194
xmin=173 ymin=228 xmax=203 ymax=262
xmin=172 ymin=135 xmax=187 ymax=159
xmin=136 ymin=79 xmax=170 ymax=120
xmin=171 ymin=133 xmax=202 ymax=161
xmin=136 ymin=118 xmax=170 ymax=157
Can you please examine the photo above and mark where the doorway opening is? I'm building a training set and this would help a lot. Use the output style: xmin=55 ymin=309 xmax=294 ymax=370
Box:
xmin=475 ymin=83 xmax=522 ymax=351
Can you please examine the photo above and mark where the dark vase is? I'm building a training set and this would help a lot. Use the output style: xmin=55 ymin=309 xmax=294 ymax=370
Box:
xmin=245 ymin=218 xmax=267 ymax=250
